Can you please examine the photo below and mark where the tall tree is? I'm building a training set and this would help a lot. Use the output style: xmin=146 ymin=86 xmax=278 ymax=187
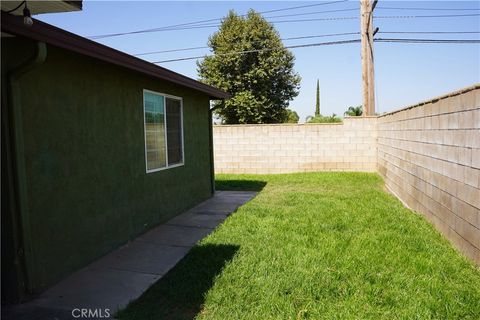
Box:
xmin=198 ymin=10 xmax=301 ymax=124
xmin=315 ymin=79 xmax=320 ymax=117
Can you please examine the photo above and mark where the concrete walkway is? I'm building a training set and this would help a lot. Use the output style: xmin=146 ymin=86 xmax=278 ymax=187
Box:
xmin=2 ymin=191 xmax=257 ymax=320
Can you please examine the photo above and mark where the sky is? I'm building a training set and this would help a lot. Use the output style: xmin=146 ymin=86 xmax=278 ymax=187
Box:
xmin=36 ymin=1 xmax=480 ymax=122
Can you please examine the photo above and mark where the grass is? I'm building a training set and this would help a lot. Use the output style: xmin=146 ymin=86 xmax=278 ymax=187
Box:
xmin=118 ymin=172 xmax=480 ymax=320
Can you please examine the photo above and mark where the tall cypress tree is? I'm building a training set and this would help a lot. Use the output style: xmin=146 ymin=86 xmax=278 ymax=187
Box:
xmin=315 ymin=79 xmax=320 ymax=117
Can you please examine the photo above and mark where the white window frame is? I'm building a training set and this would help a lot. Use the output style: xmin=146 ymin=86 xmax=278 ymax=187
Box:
xmin=143 ymin=89 xmax=185 ymax=173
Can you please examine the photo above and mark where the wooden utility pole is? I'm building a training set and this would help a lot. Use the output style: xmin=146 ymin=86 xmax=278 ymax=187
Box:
xmin=367 ymin=2 xmax=376 ymax=116
xmin=360 ymin=0 xmax=376 ymax=116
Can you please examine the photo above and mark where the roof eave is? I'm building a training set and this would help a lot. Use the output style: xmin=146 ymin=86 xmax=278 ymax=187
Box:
xmin=1 ymin=12 xmax=230 ymax=100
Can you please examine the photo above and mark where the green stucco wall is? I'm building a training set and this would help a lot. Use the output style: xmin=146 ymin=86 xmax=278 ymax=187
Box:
xmin=2 ymin=38 xmax=214 ymax=296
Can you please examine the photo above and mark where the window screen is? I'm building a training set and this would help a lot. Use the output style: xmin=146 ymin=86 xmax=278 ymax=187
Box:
xmin=143 ymin=91 xmax=184 ymax=172
xmin=166 ymin=98 xmax=183 ymax=166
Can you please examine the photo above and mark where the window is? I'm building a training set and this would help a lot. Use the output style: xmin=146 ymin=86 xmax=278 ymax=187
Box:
xmin=143 ymin=90 xmax=184 ymax=172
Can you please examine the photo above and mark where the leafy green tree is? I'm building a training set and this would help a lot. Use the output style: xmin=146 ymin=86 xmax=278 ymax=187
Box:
xmin=284 ymin=109 xmax=299 ymax=123
xmin=344 ymin=105 xmax=363 ymax=116
xmin=315 ymin=79 xmax=320 ymax=117
xmin=198 ymin=10 xmax=301 ymax=124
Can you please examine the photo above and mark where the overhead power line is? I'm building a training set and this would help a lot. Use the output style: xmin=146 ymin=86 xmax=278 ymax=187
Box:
xmin=90 ymin=13 xmax=480 ymax=39
xmin=263 ymin=8 xmax=358 ymax=19
xmin=128 ymin=8 xmax=360 ymax=32
xmin=151 ymin=37 xmax=480 ymax=64
xmin=373 ymin=13 xmax=480 ymax=19
xmin=89 ymin=0 xmax=349 ymax=39
xmin=375 ymin=38 xmax=480 ymax=43
xmin=282 ymin=32 xmax=360 ymax=41
xmin=153 ymin=39 xmax=362 ymax=63
xmin=150 ymin=3 xmax=357 ymax=30
xmin=376 ymin=6 xmax=480 ymax=11
xmin=134 ymin=32 xmax=361 ymax=56
xmin=134 ymin=31 xmax=480 ymax=56
xmin=379 ymin=31 xmax=480 ymax=34
xmin=136 ymin=46 xmax=208 ymax=56
xmin=206 ymin=13 xmax=480 ymax=29
xmin=268 ymin=13 xmax=480 ymax=25
xmin=256 ymin=1 xmax=349 ymax=14
xmin=91 ymin=3 xmax=479 ymax=39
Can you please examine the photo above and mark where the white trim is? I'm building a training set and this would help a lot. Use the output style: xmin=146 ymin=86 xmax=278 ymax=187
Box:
xmin=143 ymin=89 xmax=185 ymax=174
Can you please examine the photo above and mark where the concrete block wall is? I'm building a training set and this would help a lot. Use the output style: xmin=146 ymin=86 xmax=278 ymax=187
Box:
xmin=377 ymin=85 xmax=480 ymax=264
xmin=213 ymin=117 xmax=378 ymax=174
xmin=212 ymin=85 xmax=479 ymax=264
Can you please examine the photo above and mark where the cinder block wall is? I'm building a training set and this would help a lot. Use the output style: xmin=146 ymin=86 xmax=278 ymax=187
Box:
xmin=377 ymin=86 xmax=480 ymax=264
xmin=213 ymin=85 xmax=479 ymax=264
xmin=213 ymin=117 xmax=378 ymax=174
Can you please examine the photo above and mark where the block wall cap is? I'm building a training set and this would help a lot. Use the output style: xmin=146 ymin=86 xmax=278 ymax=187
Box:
xmin=379 ymin=84 xmax=480 ymax=118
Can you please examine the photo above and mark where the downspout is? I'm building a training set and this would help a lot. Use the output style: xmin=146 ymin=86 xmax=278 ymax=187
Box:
xmin=7 ymin=41 xmax=47 ymax=297
xmin=208 ymin=107 xmax=215 ymax=195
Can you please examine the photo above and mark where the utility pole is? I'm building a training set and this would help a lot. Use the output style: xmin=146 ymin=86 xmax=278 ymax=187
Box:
xmin=360 ymin=0 xmax=377 ymax=116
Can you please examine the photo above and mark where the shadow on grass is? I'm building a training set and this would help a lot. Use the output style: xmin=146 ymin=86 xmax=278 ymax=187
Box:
xmin=215 ymin=179 xmax=266 ymax=191
xmin=116 ymin=244 xmax=239 ymax=320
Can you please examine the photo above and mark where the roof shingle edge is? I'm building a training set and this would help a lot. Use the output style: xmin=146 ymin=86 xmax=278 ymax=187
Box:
xmin=1 ymin=12 xmax=230 ymax=100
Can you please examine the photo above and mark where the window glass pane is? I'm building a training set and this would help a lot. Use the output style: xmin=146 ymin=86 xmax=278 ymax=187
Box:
xmin=144 ymin=92 xmax=166 ymax=170
xmin=166 ymin=98 xmax=183 ymax=165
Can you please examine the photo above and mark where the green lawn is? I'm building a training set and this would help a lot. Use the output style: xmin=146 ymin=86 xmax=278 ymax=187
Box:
xmin=118 ymin=172 xmax=480 ymax=320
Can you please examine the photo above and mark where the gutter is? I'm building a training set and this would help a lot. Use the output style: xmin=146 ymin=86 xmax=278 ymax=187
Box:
xmin=7 ymin=41 xmax=47 ymax=297
xmin=1 ymin=12 xmax=230 ymax=100
xmin=208 ymin=108 xmax=215 ymax=194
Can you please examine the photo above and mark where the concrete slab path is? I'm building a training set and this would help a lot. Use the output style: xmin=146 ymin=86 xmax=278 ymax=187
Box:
xmin=2 ymin=191 xmax=257 ymax=320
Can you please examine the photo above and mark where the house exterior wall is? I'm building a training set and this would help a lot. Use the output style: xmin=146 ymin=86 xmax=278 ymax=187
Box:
xmin=377 ymin=87 xmax=480 ymax=265
xmin=213 ymin=118 xmax=378 ymax=174
xmin=2 ymin=38 xmax=214 ymax=295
